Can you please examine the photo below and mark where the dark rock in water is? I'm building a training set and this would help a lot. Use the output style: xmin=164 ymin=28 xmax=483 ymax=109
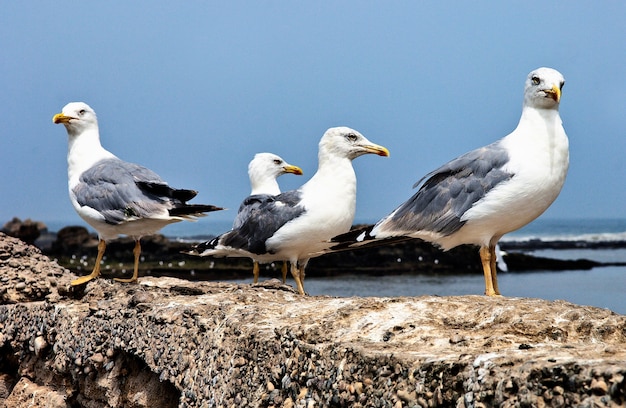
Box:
xmin=37 ymin=223 xmax=617 ymax=281
xmin=307 ymin=238 xmax=617 ymax=276
xmin=51 ymin=226 xmax=98 ymax=252
xmin=501 ymin=239 xmax=626 ymax=250
xmin=307 ymin=239 xmax=486 ymax=275
xmin=0 ymin=234 xmax=625 ymax=407
xmin=1 ymin=217 xmax=47 ymax=245
xmin=48 ymin=228 xmax=175 ymax=259
xmin=503 ymin=252 xmax=600 ymax=271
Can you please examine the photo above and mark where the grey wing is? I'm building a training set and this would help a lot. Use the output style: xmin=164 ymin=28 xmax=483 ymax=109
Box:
xmin=73 ymin=158 xmax=173 ymax=225
xmin=221 ymin=190 xmax=305 ymax=255
xmin=233 ymin=194 xmax=275 ymax=229
xmin=386 ymin=141 xmax=513 ymax=236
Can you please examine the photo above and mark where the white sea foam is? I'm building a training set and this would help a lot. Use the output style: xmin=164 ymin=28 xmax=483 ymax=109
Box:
xmin=502 ymin=231 xmax=626 ymax=243
xmin=501 ymin=218 xmax=626 ymax=244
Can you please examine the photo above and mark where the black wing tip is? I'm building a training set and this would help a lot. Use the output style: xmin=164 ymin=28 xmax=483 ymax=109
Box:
xmin=173 ymin=188 xmax=199 ymax=202
xmin=329 ymin=224 xmax=415 ymax=251
xmin=326 ymin=225 xmax=373 ymax=251
xmin=196 ymin=204 xmax=225 ymax=213
xmin=331 ymin=224 xmax=374 ymax=243
xmin=186 ymin=236 xmax=220 ymax=256
xmin=136 ymin=181 xmax=200 ymax=202
xmin=330 ymin=234 xmax=413 ymax=251
xmin=169 ymin=204 xmax=225 ymax=216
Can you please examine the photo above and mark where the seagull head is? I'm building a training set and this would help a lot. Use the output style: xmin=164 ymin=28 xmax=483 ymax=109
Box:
xmin=53 ymin=102 xmax=98 ymax=136
xmin=524 ymin=67 xmax=565 ymax=110
xmin=248 ymin=152 xmax=303 ymax=194
xmin=249 ymin=153 xmax=303 ymax=178
xmin=319 ymin=127 xmax=390 ymax=161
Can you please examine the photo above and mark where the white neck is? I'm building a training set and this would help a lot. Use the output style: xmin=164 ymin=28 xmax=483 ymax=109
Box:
xmin=67 ymin=128 xmax=116 ymax=183
xmin=302 ymin=153 xmax=357 ymax=216
xmin=519 ymin=104 xmax=561 ymax=126
xmin=249 ymin=177 xmax=281 ymax=196
xmin=512 ymin=106 xmax=565 ymax=147
xmin=503 ymin=105 xmax=569 ymax=178
xmin=313 ymin=150 xmax=356 ymax=182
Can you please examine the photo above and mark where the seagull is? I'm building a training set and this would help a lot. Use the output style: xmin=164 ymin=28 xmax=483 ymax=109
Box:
xmin=236 ymin=153 xmax=303 ymax=283
xmin=53 ymin=102 xmax=224 ymax=286
xmin=331 ymin=67 xmax=569 ymax=296
xmin=190 ymin=127 xmax=389 ymax=295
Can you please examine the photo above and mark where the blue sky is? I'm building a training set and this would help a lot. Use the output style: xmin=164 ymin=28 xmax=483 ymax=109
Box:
xmin=1 ymin=2 xmax=625 ymax=235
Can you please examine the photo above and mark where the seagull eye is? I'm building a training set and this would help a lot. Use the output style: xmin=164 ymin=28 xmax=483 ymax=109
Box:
xmin=273 ymin=159 xmax=282 ymax=165
xmin=559 ymin=81 xmax=565 ymax=90
xmin=346 ymin=133 xmax=358 ymax=142
xmin=531 ymin=76 xmax=540 ymax=86
xmin=78 ymin=109 xmax=86 ymax=115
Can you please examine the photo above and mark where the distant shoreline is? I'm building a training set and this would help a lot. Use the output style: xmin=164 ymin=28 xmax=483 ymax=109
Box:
xmin=38 ymin=217 xmax=626 ymax=243
xmin=4 ymin=217 xmax=625 ymax=282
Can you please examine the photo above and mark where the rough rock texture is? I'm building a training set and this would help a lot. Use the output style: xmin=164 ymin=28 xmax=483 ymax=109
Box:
xmin=0 ymin=233 xmax=68 ymax=304
xmin=1 ymin=233 xmax=625 ymax=407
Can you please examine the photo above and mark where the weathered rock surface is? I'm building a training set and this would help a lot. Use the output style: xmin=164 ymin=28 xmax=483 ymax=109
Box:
xmin=0 ymin=232 xmax=68 ymax=304
xmin=1 ymin=233 xmax=625 ymax=407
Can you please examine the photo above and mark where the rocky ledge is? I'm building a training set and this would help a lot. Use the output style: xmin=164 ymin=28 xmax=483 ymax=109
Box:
xmin=1 ymin=233 xmax=625 ymax=407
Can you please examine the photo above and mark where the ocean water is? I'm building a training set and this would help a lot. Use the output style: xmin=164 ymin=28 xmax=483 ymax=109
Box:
xmin=299 ymin=266 xmax=626 ymax=314
xmin=226 ymin=262 xmax=625 ymax=315
xmin=46 ymin=218 xmax=626 ymax=314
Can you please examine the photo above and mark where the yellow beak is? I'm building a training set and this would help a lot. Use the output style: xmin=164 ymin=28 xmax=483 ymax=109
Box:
xmin=547 ymin=84 xmax=561 ymax=102
xmin=284 ymin=165 xmax=304 ymax=175
xmin=52 ymin=113 xmax=74 ymax=124
xmin=363 ymin=144 xmax=390 ymax=157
